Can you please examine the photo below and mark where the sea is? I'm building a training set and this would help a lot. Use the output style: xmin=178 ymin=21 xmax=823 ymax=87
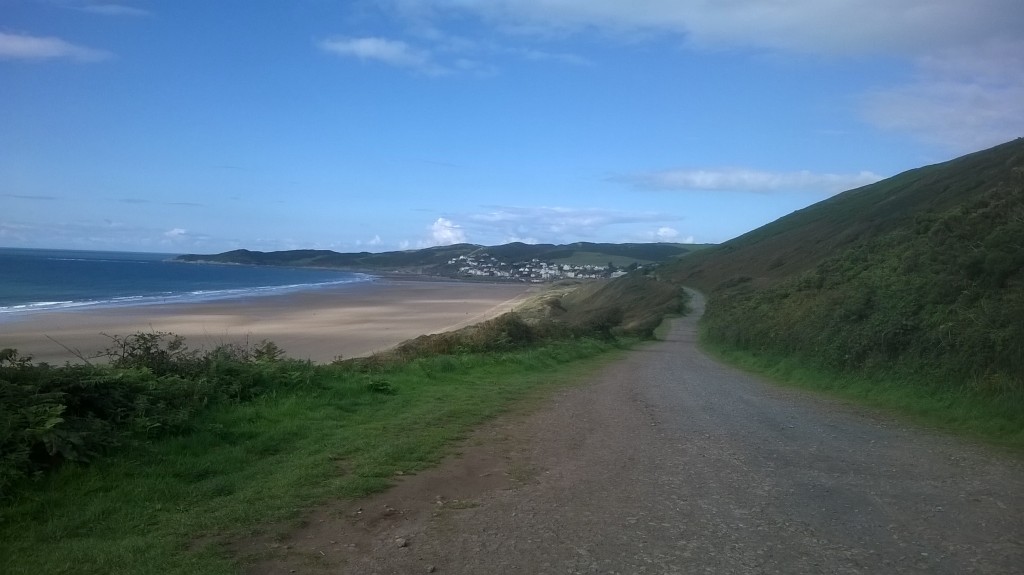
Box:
xmin=0 ymin=247 xmax=372 ymax=317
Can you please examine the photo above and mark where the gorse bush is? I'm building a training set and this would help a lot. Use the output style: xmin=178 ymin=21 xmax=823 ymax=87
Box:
xmin=0 ymin=334 xmax=309 ymax=497
xmin=365 ymin=274 xmax=688 ymax=366
xmin=1 ymin=272 xmax=685 ymax=497
xmin=700 ymin=179 xmax=1024 ymax=393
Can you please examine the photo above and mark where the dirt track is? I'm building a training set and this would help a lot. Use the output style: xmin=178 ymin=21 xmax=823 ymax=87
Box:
xmin=246 ymin=290 xmax=1023 ymax=574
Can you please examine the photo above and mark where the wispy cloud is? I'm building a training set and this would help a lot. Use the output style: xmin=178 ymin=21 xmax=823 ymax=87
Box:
xmin=862 ymin=38 xmax=1024 ymax=152
xmin=0 ymin=218 xmax=216 ymax=251
xmin=611 ymin=168 xmax=884 ymax=194
xmin=319 ymin=25 xmax=591 ymax=77
xmin=318 ymin=36 xmax=447 ymax=75
xmin=366 ymin=234 xmax=383 ymax=247
xmin=630 ymin=226 xmax=697 ymax=244
xmin=80 ymin=3 xmax=150 ymax=17
xmin=510 ymin=47 xmax=592 ymax=66
xmin=466 ymin=205 xmax=674 ymax=244
xmin=389 ymin=0 xmax=1024 ymax=149
xmin=2 ymin=193 xmax=60 ymax=200
xmin=0 ymin=32 xmax=111 ymax=62
xmin=402 ymin=0 xmax=1022 ymax=56
xmin=115 ymin=198 xmax=204 ymax=207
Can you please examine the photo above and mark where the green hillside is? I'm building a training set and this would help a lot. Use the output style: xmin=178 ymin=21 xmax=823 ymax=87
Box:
xmin=177 ymin=241 xmax=696 ymax=274
xmin=667 ymin=139 xmax=1024 ymax=292
xmin=662 ymin=138 xmax=1024 ymax=438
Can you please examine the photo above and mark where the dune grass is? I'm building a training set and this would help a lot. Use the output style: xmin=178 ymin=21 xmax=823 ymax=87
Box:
xmin=0 ymin=338 xmax=627 ymax=575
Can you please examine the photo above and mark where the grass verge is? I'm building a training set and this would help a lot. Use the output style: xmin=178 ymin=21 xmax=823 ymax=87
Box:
xmin=0 ymin=338 xmax=627 ymax=575
xmin=700 ymin=336 xmax=1024 ymax=452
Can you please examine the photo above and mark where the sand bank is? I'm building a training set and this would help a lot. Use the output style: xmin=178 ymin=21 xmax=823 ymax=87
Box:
xmin=0 ymin=279 xmax=535 ymax=365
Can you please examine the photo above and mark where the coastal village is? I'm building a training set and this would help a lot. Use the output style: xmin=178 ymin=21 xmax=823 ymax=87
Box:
xmin=447 ymin=254 xmax=630 ymax=282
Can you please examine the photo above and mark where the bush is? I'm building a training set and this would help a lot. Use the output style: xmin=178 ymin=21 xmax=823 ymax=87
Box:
xmin=699 ymin=182 xmax=1024 ymax=392
xmin=0 ymin=333 xmax=312 ymax=498
xmin=2 ymin=272 xmax=687 ymax=496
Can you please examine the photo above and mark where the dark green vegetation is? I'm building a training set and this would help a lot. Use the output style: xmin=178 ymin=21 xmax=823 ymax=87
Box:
xmin=664 ymin=138 xmax=1024 ymax=446
xmin=177 ymin=241 xmax=699 ymax=275
xmin=0 ymin=274 xmax=687 ymax=574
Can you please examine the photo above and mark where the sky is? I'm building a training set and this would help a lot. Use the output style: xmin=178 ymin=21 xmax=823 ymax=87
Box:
xmin=2 ymin=1 xmax=1022 ymax=254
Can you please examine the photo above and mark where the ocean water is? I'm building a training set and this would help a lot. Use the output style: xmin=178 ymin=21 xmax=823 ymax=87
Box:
xmin=0 ymin=247 xmax=371 ymax=316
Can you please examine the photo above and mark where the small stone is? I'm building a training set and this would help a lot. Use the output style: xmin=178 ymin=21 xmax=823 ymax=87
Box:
xmin=426 ymin=565 xmax=437 ymax=573
xmin=396 ymin=537 xmax=408 ymax=548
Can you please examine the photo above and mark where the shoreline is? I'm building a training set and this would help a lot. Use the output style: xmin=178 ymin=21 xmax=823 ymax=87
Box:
xmin=0 ymin=278 xmax=535 ymax=365
xmin=0 ymin=274 xmax=375 ymax=318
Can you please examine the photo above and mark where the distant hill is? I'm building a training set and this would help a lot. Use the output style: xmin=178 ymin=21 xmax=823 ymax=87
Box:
xmin=663 ymin=138 xmax=1024 ymax=388
xmin=177 ymin=241 xmax=702 ymax=278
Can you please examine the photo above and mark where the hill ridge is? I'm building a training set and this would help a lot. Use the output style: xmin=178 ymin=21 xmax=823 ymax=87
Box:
xmin=664 ymin=137 xmax=1024 ymax=392
xmin=177 ymin=241 xmax=705 ymax=279
xmin=669 ymin=137 xmax=1024 ymax=291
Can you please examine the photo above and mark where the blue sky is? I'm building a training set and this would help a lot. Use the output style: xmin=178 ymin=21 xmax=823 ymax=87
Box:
xmin=2 ymin=1 xmax=1022 ymax=254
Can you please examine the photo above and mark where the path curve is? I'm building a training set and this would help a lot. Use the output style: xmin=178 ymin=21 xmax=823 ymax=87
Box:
xmin=247 ymin=290 xmax=1023 ymax=574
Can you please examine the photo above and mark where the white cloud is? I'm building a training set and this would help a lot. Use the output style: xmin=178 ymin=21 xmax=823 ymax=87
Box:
xmin=656 ymin=226 xmax=678 ymax=240
xmin=0 ymin=218 xmax=220 ymax=251
xmin=317 ymin=31 xmax=590 ymax=77
xmin=390 ymin=1 xmax=1024 ymax=149
xmin=613 ymin=168 xmax=883 ymax=194
xmin=81 ymin=4 xmax=150 ymax=17
xmin=0 ymin=221 xmax=33 ymax=244
xmin=354 ymin=234 xmax=383 ymax=248
xmin=429 ymin=217 xmax=467 ymax=245
xmin=318 ymin=36 xmax=446 ymax=75
xmin=634 ymin=226 xmax=696 ymax=243
xmin=408 ymin=1 xmax=1022 ymax=56
xmin=511 ymin=47 xmax=592 ymax=66
xmin=468 ymin=205 xmax=674 ymax=243
xmin=0 ymin=32 xmax=111 ymax=62
xmin=862 ymin=38 xmax=1024 ymax=152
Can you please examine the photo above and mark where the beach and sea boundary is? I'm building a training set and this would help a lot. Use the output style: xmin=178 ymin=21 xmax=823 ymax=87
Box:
xmin=0 ymin=277 xmax=535 ymax=365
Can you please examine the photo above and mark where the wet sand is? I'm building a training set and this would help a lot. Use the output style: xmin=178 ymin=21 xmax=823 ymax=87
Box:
xmin=0 ymin=279 xmax=534 ymax=364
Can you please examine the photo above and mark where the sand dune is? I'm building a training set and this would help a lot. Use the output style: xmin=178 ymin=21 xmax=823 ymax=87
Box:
xmin=0 ymin=279 xmax=534 ymax=365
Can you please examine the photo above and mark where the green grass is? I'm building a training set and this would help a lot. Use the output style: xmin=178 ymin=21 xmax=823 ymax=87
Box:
xmin=665 ymin=138 xmax=1024 ymax=293
xmin=0 ymin=339 xmax=627 ymax=575
xmin=551 ymin=252 xmax=652 ymax=267
xmin=660 ymin=139 xmax=1024 ymax=446
xmin=700 ymin=336 xmax=1024 ymax=452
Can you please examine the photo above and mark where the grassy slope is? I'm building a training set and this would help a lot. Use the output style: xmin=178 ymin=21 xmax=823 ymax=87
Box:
xmin=1 ymin=273 xmax=686 ymax=574
xmin=0 ymin=342 xmax=626 ymax=575
xmin=667 ymin=138 xmax=1024 ymax=292
xmin=662 ymin=138 xmax=1024 ymax=446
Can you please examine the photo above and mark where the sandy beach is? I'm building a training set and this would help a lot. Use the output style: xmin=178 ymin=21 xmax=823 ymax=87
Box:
xmin=0 ymin=278 xmax=534 ymax=365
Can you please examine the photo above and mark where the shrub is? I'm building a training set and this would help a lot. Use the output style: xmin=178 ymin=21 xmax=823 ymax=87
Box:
xmin=0 ymin=333 xmax=314 ymax=498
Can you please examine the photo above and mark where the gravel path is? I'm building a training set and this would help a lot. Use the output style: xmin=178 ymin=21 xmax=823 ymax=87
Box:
xmin=246 ymin=290 xmax=1023 ymax=574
